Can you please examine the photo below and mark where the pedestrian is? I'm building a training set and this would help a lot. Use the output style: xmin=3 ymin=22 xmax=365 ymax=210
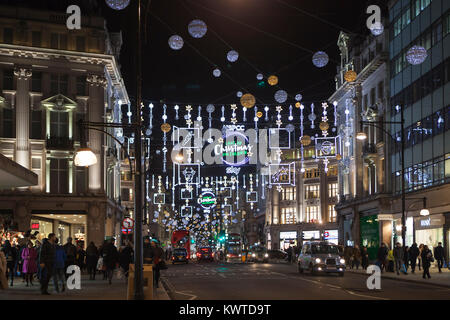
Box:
xmin=149 ymin=239 xmax=165 ymax=288
xmin=21 ymin=241 xmax=38 ymax=287
xmin=286 ymin=246 xmax=292 ymax=263
xmin=63 ymin=237 xmax=77 ymax=278
xmin=408 ymin=243 xmax=420 ymax=273
xmin=119 ymin=240 xmax=133 ymax=278
xmin=352 ymin=245 xmax=361 ymax=270
xmin=75 ymin=245 xmax=86 ymax=272
xmin=2 ymin=240 xmax=17 ymax=287
xmin=387 ymin=247 xmax=395 ymax=272
xmin=86 ymin=242 xmax=99 ymax=280
xmin=98 ymin=240 xmax=108 ymax=280
xmin=38 ymin=233 xmax=56 ymax=295
xmin=418 ymin=243 xmax=424 ymax=271
xmin=53 ymin=238 xmax=66 ymax=293
xmin=100 ymin=238 xmax=119 ymax=285
xmin=0 ymin=249 xmax=7 ymax=290
xmin=403 ymin=245 xmax=409 ymax=273
xmin=421 ymin=245 xmax=433 ymax=279
xmin=143 ymin=237 xmax=152 ymax=264
xmin=433 ymin=242 xmax=444 ymax=273
xmin=393 ymin=242 xmax=406 ymax=275
xmin=376 ymin=243 xmax=388 ymax=272
xmin=361 ymin=246 xmax=369 ymax=270
xmin=344 ymin=246 xmax=353 ymax=267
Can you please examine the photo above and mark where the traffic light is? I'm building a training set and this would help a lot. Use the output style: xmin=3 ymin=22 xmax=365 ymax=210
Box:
xmin=218 ymin=230 xmax=226 ymax=243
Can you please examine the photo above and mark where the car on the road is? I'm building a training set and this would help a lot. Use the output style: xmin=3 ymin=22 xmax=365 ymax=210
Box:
xmin=172 ymin=248 xmax=189 ymax=264
xmin=248 ymin=246 xmax=269 ymax=263
xmin=197 ymin=247 xmax=214 ymax=262
xmin=267 ymin=249 xmax=287 ymax=260
xmin=297 ymin=241 xmax=345 ymax=276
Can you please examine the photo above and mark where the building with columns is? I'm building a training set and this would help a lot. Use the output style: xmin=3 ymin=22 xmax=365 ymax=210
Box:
xmin=0 ymin=4 xmax=129 ymax=247
xmin=264 ymin=146 xmax=339 ymax=251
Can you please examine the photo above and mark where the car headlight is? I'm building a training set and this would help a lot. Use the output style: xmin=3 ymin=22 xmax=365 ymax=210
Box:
xmin=252 ymin=253 xmax=256 ymax=258
xmin=340 ymin=258 xmax=345 ymax=264
xmin=315 ymin=258 xmax=322 ymax=264
xmin=264 ymin=253 xmax=269 ymax=258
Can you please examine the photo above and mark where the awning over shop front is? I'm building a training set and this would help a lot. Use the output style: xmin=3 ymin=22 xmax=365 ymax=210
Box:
xmin=0 ymin=153 xmax=38 ymax=189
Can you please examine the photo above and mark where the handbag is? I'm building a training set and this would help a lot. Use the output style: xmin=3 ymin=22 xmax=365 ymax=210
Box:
xmin=96 ymin=257 xmax=104 ymax=271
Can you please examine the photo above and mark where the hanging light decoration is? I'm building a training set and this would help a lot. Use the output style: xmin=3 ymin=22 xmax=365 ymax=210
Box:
xmin=161 ymin=123 xmax=171 ymax=133
xmin=267 ymin=75 xmax=278 ymax=86
xmin=309 ymin=103 xmax=316 ymax=129
xmin=213 ymin=68 xmax=221 ymax=77
xmin=105 ymin=0 xmax=130 ymax=10
xmin=236 ymin=91 xmax=243 ymax=98
xmin=344 ymin=70 xmax=357 ymax=82
xmin=300 ymin=135 xmax=311 ymax=146
xmin=295 ymin=94 xmax=303 ymax=101
xmin=257 ymin=73 xmax=264 ymax=80
xmin=370 ymin=22 xmax=384 ymax=36
xmin=286 ymin=124 xmax=295 ymax=133
xmin=240 ymin=93 xmax=256 ymax=108
xmin=295 ymin=102 xmax=301 ymax=109
xmin=227 ymin=50 xmax=239 ymax=62
xmin=168 ymin=35 xmax=184 ymax=50
xmin=312 ymin=51 xmax=329 ymax=68
xmin=188 ymin=19 xmax=207 ymax=38
xmin=274 ymin=90 xmax=288 ymax=103
xmin=256 ymin=111 xmax=263 ymax=118
xmin=406 ymin=45 xmax=428 ymax=65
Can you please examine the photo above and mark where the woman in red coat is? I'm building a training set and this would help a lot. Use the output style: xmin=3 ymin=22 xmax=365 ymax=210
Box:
xmin=21 ymin=241 xmax=38 ymax=286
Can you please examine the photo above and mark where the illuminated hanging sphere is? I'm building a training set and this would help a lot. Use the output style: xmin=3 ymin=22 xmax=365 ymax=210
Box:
xmin=336 ymin=154 xmax=342 ymax=161
xmin=344 ymin=70 xmax=357 ymax=82
xmin=319 ymin=121 xmax=329 ymax=131
xmin=240 ymin=93 xmax=256 ymax=108
xmin=274 ymin=90 xmax=288 ymax=103
xmin=300 ymin=135 xmax=311 ymax=146
xmin=168 ymin=35 xmax=184 ymax=50
xmin=213 ymin=68 xmax=221 ymax=77
xmin=286 ymin=124 xmax=295 ymax=133
xmin=206 ymin=104 xmax=215 ymax=113
xmin=295 ymin=94 xmax=303 ymax=101
xmin=267 ymin=75 xmax=278 ymax=86
xmin=256 ymin=111 xmax=263 ymax=118
xmin=370 ymin=22 xmax=384 ymax=36
xmin=227 ymin=50 xmax=239 ymax=62
xmin=312 ymin=51 xmax=329 ymax=68
xmin=188 ymin=19 xmax=207 ymax=38
xmin=161 ymin=123 xmax=171 ymax=133
xmin=257 ymin=73 xmax=264 ymax=80
xmin=295 ymin=102 xmax=301 ymax=108
xmin=236 ymin=91 xmax=243 ymax=98
xmin=308 ymin=113 xmax=316 ymax=121
xmin=105 ymin=0 xmax=130 ymax=10
xmin=406 ymin=45 xmax=428 ymax=65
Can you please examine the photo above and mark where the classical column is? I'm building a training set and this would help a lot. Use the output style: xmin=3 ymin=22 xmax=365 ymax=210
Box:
xmin=14 ymin=66 xmax=32 ymax=170
xmin=87 ymin=201 xmax=106 ymax=247
xmin=319 ymin=161 xmax=328 ymax=223
xmin=87 ymin=74 xmax=107 ymax=193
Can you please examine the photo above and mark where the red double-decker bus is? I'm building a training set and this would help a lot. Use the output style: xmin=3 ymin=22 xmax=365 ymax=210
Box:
xmin=171 ymin=230 xmax=191 ymax=259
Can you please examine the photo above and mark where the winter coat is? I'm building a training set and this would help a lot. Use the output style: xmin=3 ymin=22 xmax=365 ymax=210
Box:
xmin=352 ymin=248 xmax=362 ymax=261
xmin=377 ymin=246 xmax=388 ymax=261
xmin=0 ymin=251 xmax=7 ymax=289
xmin=21 ymin=247 xmax=38 ymax=274
xmin=409 ymin=245 xmax=420 ymax=260
xmin=421 ymin=249 xmax=433 ymax=268
xmin=39 ymin=239 xmax=55 ymax=268
xmin=86 ymin=245 xmax=99 ymax=268
xmin=387 ymin=250 xmax=394 ymax=261
xmin=434 ymin=246 xmax=444 ymax=259
xmin=119 ymin=246 xmax=133 ymax=269
xmin=63 ymin=243 xmax=77 ymax=262
xmin=101 ymin=243 xmax=119 ymax=270
xmin=54 ymin=245 xmax=67 ymax=269
xmin=393 ymin=246 xmax=404 ymax=260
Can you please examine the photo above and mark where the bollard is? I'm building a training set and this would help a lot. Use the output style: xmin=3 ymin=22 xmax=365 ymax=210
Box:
xmin=127 ymin=264 xmax=134 ymax=300
xmin=142 ymin=264 xmax=154 ymax=300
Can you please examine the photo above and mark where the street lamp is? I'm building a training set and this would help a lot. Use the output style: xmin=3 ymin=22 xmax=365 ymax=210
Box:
xmin=73 ymin=148 xmax=97 ymax=167
xmin=356 ymin=132 xmax=368 ymax=141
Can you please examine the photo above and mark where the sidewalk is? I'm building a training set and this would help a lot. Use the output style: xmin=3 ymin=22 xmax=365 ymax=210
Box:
xmin=347 ymin=265 xmax=450 ymax=288
xmin=0 ymin=273 xmax=170 ymax=300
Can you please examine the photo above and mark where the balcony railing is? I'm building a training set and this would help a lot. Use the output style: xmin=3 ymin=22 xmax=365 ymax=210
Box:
xmin=46 ymin=136 xmax=74 ymax=150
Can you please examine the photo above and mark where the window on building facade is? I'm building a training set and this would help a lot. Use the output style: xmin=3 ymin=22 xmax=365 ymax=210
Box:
xmin=76 ymin=75 xmax=86 ymax=96
xmin=31 ymin=71 xmax=42 ymax=92
xmin=327 ymin=165 xmax=338 ymax=177
xmin=50 ymin=33 xmax=67 ymax=50
xmin=49 ymin=158 xmax=68 ymax=194
xmin=305 ymin=206 xmax=320 ymax=223
xmin=75 ymin=165 xmax=86 ymax=194
xmin=304 ymin=168 xmax=319 ymax=179
xmin=363 ymin=95 xmax=368 ymax=109
xmin=3 ymin=69 xmax=13 ymax=90
xmin=50 ymin=111 xmax=69 ymax=138
xmin=281 ymin=207 xmax=297 ymax=224
xmin=305 ymin=184 xmax=320 ymax=199
xmin=32 ymin=31 xmax=41 ymax=47
xmin=370 ymin=88 xmax=376 ymax=106
xmin=121 ymin=171 xmax=132 ymax=181
xmin=432 ymin=20 xmax=443 ymax=46
xmin=3 ymin=28 xmax=13 ymax=44
xmin=328 ymin=205 xmax=336 ymax=223
xmin=2 ymin=108 xmax=14 ymax=138
xmin=31 ymin=157 xmax=42 ymax=189
xmin=328 ymin=183 xmax=338 ymax=198
xmin=76 ymin=36 xmax=86 ymax=52
xmin=281 ymin=187 xmax=296 ymax=201
xmin=30 ymin=110 xmax=42 ymax=139
xmin=378 ymin=81 xmax=384 ymax=100
xmin=50 ymin=74 xmax=68 ymax=95
xmin=121 ymin=188 xmax=133 ymax=202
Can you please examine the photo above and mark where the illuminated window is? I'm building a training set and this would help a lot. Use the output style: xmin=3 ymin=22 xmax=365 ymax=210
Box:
xmin=305 ymin=206 xmax=320 ymax=223
xmin=305 ymin=185 xmax=319 ymax=199
xmin=281 ymin=207 xmax=297 ymax=224
xmin=327 ymin=165 xmax=338 ymax=176
xmin=281 ymin=187 xmax=296 ymax=201
xmin=328 ymin=183 xmax=338 ymax=198
xmin=304 ymin=168 xmax=320 ymax=179
xmin=328 ymin=205 xmax=336 ymax=222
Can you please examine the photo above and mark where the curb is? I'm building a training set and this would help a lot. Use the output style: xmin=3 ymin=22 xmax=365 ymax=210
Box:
xmin=348 ymin=270 xmax=450 ymax=289
xmin=160 ymin=278 xmax=174 ymax=300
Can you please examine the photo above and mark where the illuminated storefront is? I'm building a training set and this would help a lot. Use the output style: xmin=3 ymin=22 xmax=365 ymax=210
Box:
xmin=280 ymin=231 xmax=297 ymax=250
xmin=414 ymin=215 xmax=445 ymax=252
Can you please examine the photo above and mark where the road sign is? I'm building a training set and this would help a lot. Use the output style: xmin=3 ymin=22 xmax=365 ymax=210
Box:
xmin=122 ymin=228 xmax=132 ymax=235
xmin=122 ymin=217 xmax=134 ymax=229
